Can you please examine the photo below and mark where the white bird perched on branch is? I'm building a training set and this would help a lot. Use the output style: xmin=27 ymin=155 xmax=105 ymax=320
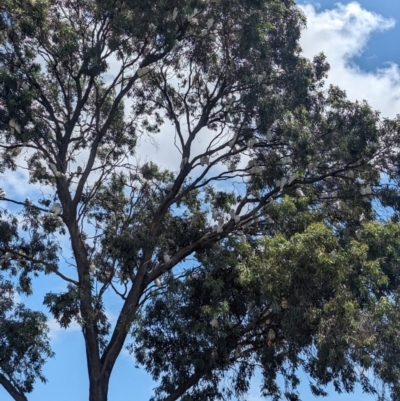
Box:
xmin=228 ymin=161 xmax=236 ymax=171
xmin=280 ymin=156 xmax=292 ymax=165
xmin=247 ymin=138 xmax=256 ymax=149
xmin=210 ymin=318 xmax=219 ymax=329
xmin=89 ymin=263 xmax=96 ymax=275
xmin=163 ymin=253 xmax=170 ymax=263
xmin=0 ymin=252 xmax=11 ymax=265
xmin=200 ymin=155 xmax=210 ymax=166
xmin=116 ymin=269 xmax=124 ymax=284
xmin=186 ymin=272 xmax=199 ymax=282
xmin=288 ymin=173 xmax=297 ymax=185
xmin=211 ymin=209 xmax=219 ymax=221
xmin=96 ymin=220 xmax=102 ymax=229
xmin=137 ymin=66 xmax=150 ymax=78
xmin=234 ymin=345 xmax=241 ymax=358
xmin=0 ymin=252 xmax=10 ymax=265
xmin=360 ymin=184 xmax=372 ymax=196
xmin=48 ymin=163 xmax=57 ymax=174
xmin=0 ymin=189 xmax=6 ymax=199
xmin=355 ymin=229 xmax=362 ymax=240
xmin=227 ymin=95 xmax=236 ymax=105
xmin=49 ymin=203 xmax=62 ymax=216
xmin=48 ymin=163 xmax=65 ymax=178
xmin=296 ymin=188 xmax=305 ymax=197
xmin=172 ymin=7 xmax=178 ymax=20
xmin=267 ymin=329 xmax=276 ymax=341
xmin=9 ymin=118 xmax=21 ymax=134
xmin=180 ymin=157 xmax=189 ymax=169
xmin=336 ymin=200 xmax=346 ymax=210
xmin=55 ymin=171 xmax=65 ymax=178
xmin=280 ymin=177 xmax=288 ymax=190
xmin=154 ymin=278 xmax=162 ymax=288
xmin=308 ymin=162 xmax=316 ymax=175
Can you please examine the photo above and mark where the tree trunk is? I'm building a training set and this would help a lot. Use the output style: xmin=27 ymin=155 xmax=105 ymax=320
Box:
xmin=89 ymin=375 xmax=110 ymax=401
xmin=0 ymin=373 xmax=28 ymax=401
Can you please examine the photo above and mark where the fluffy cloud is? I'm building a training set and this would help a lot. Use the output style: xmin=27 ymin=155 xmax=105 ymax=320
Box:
xmin=47 ymin=316 xmax=81 ymax=342
xmin=299 ymin=2 xmax=400 ymax=118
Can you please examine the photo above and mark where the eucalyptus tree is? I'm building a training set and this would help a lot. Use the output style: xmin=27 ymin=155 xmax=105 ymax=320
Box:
xmin=134 ymin=196 xmax=400 ymax=401
xmin=0 ymin=0 xmax=398 ymax=400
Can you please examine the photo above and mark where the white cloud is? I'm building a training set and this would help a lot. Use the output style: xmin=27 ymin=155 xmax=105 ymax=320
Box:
xmin=299 ymin=2 xmax=400 ymax=118
xmin=47 ymin=316 xmax=81 ymax=342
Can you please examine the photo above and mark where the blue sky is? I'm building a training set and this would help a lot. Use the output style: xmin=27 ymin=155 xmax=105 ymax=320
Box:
xmin=2 ymin=1 xmax=400 ymax=401
xmin=299 ymin=0 xmax=400 ymax=73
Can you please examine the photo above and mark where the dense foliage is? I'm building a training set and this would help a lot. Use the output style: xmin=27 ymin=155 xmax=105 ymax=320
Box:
xmin=0 ymin=0 xmax=400 ymax=400
xmin=134 ymin=198 xmax=400 ymax=401
xmin=0 ymin=273 xmax=53 ymax=401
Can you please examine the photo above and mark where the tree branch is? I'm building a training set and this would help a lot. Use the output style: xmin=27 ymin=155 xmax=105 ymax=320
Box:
xmin=162 ymin=372 xmax=204 ymax=401
xmin=0 ymin=373 xmax=28 ymax=401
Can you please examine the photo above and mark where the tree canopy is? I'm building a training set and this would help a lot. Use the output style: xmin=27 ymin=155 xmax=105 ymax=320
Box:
xmin=0 ymin=0 xmax=400 ymax=400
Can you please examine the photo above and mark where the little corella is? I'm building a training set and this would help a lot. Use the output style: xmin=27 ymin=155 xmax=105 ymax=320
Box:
xmin=288 ymin=173 xmax=297 ymax=185
xmin=210 ymin=318 xmax=219 ymax=329
xmin=90 ymin=263 xmax=96 ymax=275
xmin=9 ymin=118 xmax=21 ymax=134
xmin=49 ymin=203 xmax=62 ymax=216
